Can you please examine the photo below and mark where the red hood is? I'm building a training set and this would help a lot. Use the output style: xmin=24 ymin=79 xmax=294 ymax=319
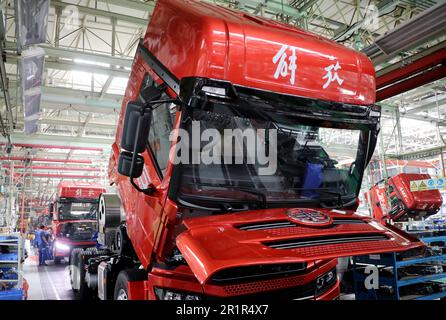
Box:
xmin=177 ymin=208 xmax=423 ymax=284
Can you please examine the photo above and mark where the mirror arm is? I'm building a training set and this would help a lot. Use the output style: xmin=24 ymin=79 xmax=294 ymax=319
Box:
xmin=128 ymin=105 xmax=161 ymax=195
xmin=129 ymin=115 xmax=143 ymax=176
xmin=130 ymin=178 xmax=157 ymax=195
xmin=143 ymin=98 xmax=181 ymax=111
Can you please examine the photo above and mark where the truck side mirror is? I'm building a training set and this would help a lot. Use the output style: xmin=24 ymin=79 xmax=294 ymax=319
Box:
xmin=118 ymin=101 xmax=152 ymax=179
xmin=120 ymin=101 xmax=152 ymax=153
xmin=118 ymin=151 xmax=144 ymax=178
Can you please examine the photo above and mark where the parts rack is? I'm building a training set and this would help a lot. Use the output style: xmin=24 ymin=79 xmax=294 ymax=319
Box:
xmin=0 ymin=233 xmax=25 ymax=300
xmin=353 ymin=235 xmax=446 ymax=300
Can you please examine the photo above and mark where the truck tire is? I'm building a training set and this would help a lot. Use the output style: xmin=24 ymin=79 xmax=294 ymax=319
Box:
xmin=85 ymin=247 xmax=109 ymax=255
xmin=115 ymin=225 xmax=136 ymax=259
xmin=76 ymin=251 xmax=96 ymax=300
xmin=113 ymin=269 xmax=147 ymax=300
xmin=69 ymin=248 xmax=83 ymax=292
xmin=113 ymin=270 xmax=130 ymax=300
xmin=54 ymin=256 xmax=61 ymax=265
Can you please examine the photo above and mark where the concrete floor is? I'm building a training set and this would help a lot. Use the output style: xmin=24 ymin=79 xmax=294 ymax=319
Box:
xmin=24 ymin=242 xmax=76 ymax=300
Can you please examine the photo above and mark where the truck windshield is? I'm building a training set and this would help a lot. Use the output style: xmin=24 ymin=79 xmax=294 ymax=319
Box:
xmin=58 ymin=201 xmax=98 ymax=220
xmin=174 ymin=93 xmax=376 ymax=210
xmin=59 ymin=221 xmax=98 ymax=240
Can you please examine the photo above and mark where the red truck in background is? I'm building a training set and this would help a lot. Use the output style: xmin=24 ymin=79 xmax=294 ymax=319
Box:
xmin=69 ymin=0 xmax=424 ymax=300
xmin=366 ymin=173 xmax=442 ymax=224
xmin=50 ymin=181 xmax=105 ymax=264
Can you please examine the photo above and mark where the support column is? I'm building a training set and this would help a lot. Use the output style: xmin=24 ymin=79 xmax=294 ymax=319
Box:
xmin=395 ymin=107 xmax=403 ymax=173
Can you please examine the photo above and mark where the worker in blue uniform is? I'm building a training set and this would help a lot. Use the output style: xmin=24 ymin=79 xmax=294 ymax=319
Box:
xmin=36 ymin=225 xmax=49 ymax=266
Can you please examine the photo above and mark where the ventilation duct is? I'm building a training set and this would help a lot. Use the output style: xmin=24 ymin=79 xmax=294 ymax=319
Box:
xmin=363 ymin=2 xmax=446 ymax=64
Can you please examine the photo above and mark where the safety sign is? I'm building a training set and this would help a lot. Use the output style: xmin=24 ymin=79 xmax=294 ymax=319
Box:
xmin=410 ymin=177 xmax=446 ymax=191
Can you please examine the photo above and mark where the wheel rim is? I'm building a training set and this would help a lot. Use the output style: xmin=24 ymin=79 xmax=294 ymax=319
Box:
xmin=116 ymin=232 xmax=122 ymax=251
xmin=75 ymin=266 xmax=81 ymax=289
xmin=99 ymin=196 xmax=105 ymax=221
xmin=116 ymin=288 xmax=128 ymax=300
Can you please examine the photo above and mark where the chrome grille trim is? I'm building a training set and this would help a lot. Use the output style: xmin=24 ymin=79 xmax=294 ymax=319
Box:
xmin=238 ymin=218 xmax=366 ymax=231
xmin=266 ymin=234 xmax=389 ymax=250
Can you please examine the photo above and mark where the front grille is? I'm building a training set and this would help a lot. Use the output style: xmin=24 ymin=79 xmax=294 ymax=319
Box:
xmin=265 ymin=233 xmax=389 ymax=250
xmin=237 ymin=217 xmax=366 ymax=231
xmin=207 ymin=268 xmax=338 ymax=300
xmin=332 ymin=218 xmax=367 ymax=225
xmin=211 ymin=263 xmax=307 ymax=284
xmin=238 ymin=220 xmax=295 ymax=231
xmin=207 ymin=277 xmax=316 ymax=300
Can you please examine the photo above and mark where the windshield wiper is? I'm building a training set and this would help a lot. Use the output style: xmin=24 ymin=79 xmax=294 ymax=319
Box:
xmin=288 ymin=187 xmax=345 ymax=208
xmin=187 ymin=182 xmax=267 ymax=209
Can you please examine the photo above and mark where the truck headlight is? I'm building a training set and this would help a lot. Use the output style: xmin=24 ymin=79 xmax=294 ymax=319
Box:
xmin=154 ymin=288 xmax=201 ymax=300
xmin=316 ymin=269 xmax=337 ymax=295
xmin=55 ymin=242 xmax=70 ymax=251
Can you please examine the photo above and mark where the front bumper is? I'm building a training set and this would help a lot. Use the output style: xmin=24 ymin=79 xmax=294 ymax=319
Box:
xmin=53 ymin=240 xmax=96 ymax=257
xmin=145 ymin=260 xmax=339 ymax=300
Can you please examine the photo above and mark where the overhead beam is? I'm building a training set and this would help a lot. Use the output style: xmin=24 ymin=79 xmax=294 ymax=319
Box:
xmin=376 ymin=40 xmax=446 ymax=78
xmin=99 ymin=0 xmax=155 ymax=12
xmin=333 ymin=0 xmax=400 ymax=41
xmin=100 ymin=76 xmax=114 ymax=98
xmin=40 ymin=86 xmax=122 ymax=113
xmin=3 ymin=165 xmax=100 ymax=172
xmin=376 ymin=48 xmax=446 ymax=89
xmin=384 ymin=81 xmax=446 ymax=104
xmin=24 ymin=174 xmax=100 ymax=179
xmin=0 ymin=143 xmax=103 ymax=151
xmin=363 ymin=2 xmax=446 ymax=64
xmin=387 ymin=146 xmax=445 ymax=160
xmin=46 ymin=60 xmax=129 ymax=77
xmin=376 ymin=65 xmax=446 ymax=102
xmin=297 ymin=0 xmax=319 ymax=12
xmin=4 ymin=41 xmax=133 ymax=68
xmin=43 ymin=46 xmax=133 ymax=68
xmin=51 ymin=0 xmax=149 ymax=26
xmin=41 ymin=86 xmax=122 ymax=101
xmin=38 ymin=117 xmax=116 ymax=130
xmin=0 ymin=157 xmax=93 ymax=164
xmin=1 ymin=133 xmax=113 ymax=149
xmin=380 ymin=103 xmax=446 ymax=126
xmin=9 ymin=84 xmax=123 ymax=113
xmin=405 ymin=96 xmax=446 ymax=115
xmin=6 ymin=53 xmax=130 ymax=77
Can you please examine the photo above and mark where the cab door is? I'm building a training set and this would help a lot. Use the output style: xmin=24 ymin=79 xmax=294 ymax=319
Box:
xmin=124 ymin=72 xmax=178 ymax=269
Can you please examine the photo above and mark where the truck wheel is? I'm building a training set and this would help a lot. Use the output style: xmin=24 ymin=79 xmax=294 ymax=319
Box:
xmin=69 ymin=249 xmax=83 ymax=292
xmin=54 ymin=256 xmax=61 ymax=265
xmin=116 ymin=226 xmax=136 ymax=259
xmin=85 ymin=247 xmax=109 ymax=255
xmin=113 ymin=270 xmax=130 ymax=300
xmin=76 ymin=251 xmax=93 ymax=300
xmin=113 ymin=269 xmax=147 ymax=300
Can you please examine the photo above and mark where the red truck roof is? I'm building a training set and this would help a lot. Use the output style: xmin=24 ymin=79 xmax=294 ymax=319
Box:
xmin=57 ymin=181 xmax=106 ymax=199
xmin=144 ymin=0 xmax=375 ymax=105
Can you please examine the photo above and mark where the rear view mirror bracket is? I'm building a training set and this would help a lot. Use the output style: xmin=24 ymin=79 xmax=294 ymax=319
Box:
xmin=118 ymin=97 xmax=181 ymax=191
xmin=130 ymin=178 xmax=158 ymax=196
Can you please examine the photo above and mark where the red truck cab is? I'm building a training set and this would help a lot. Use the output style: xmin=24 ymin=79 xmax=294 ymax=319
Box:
xmin=70 ymin=0 xmax=424 ymax=300
xmin=50 ymin=182 xmax=105 ymax=264
xmin=367 ymin=173 xmax=442 ymax=224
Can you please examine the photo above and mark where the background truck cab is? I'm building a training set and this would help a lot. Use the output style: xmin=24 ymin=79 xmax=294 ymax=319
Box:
xmin=51 ymin=181 xmax=105 ymax=264
xmin=366 ymin=173 xmax=443 ymax=224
